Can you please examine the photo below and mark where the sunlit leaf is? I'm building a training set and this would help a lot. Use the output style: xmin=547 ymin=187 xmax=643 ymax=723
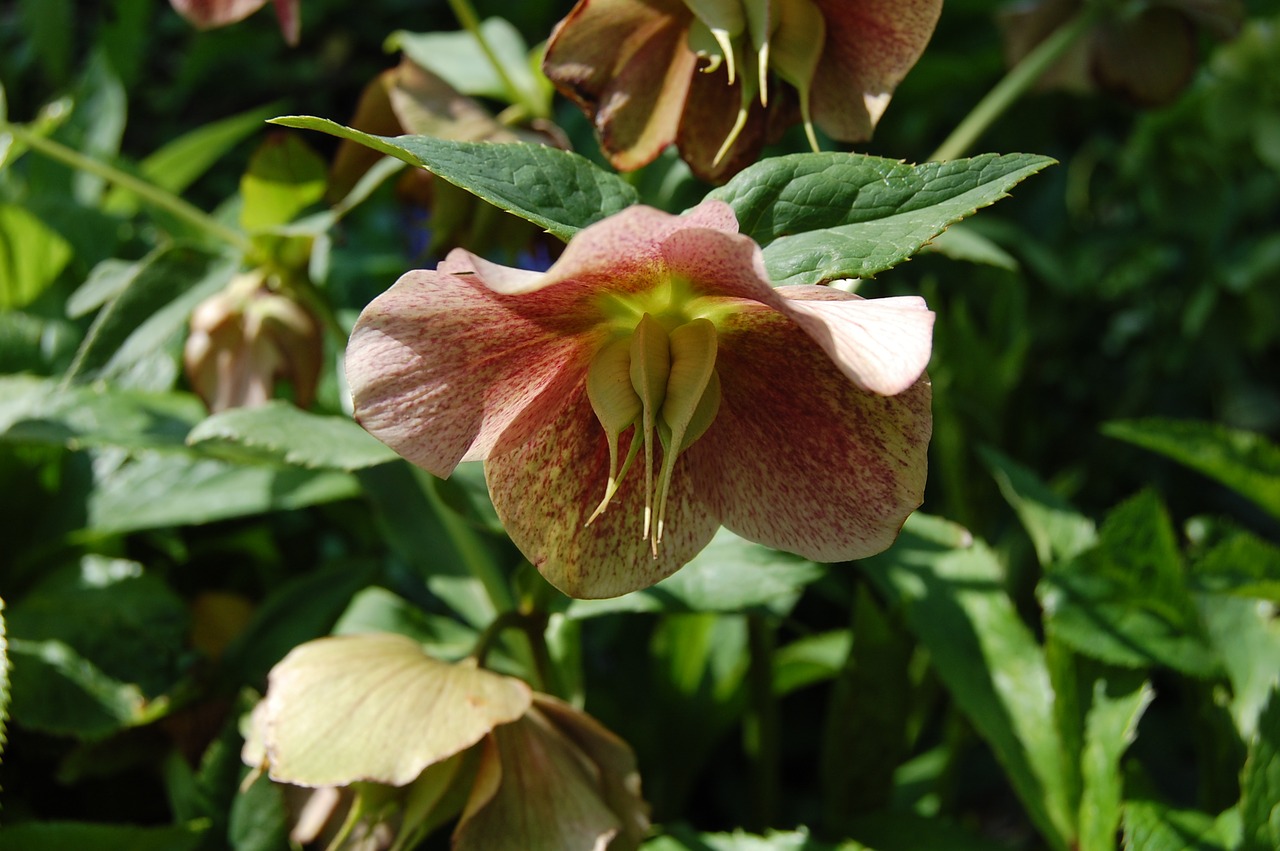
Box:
xmin=187 ymin=400 xmax=400 ymax=470
xmin=239 ymin=133 xmax=327 ymax=231
xmin=0 ymin=203 xmax=73 ymax=309
xmin=1240 ymin=689 xmax=1280 ymax=851
xmin=981 ymin=445 xmax=1097 ymax=567
xmin=1192 ymin=528 xmax=1280 ymax=602
xmin=1123 ymin=800 xmax=1234 ymax=851
xmin=1078 ymin=677 xmax=1153 ymax=851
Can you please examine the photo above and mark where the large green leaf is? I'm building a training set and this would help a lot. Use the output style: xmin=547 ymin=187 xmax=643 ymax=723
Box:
xmin=566 ymin=528 xmax=824 ymax=618
xmin=864 ymin=513 xmax=1073 ymax=849
xmin=704 ymin=152 xmax=1054 ymax=286
xmin=187 ymin=401 xmax=400 ymax=470
xmin=0 ymin=822 xmax=207 ymax=851
xmin=269 ymin=116 xmax=638 ymax=241
xmin=1103 ymin=419 xmax=1280 ymax=520
xmin=1039 ymin=491 xmax=1220 ymax=677
xmin=1078 ymin=677 xmax=1153 ymax=851
xmin=1240 ymin=689 xmax=1280 ymax=851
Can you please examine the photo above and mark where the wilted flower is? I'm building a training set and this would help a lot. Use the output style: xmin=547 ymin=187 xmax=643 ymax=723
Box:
xmin=1000 ymin=0 xmax=1244 ymax=106
xmin=347 ymin=200 xmax=932 ymax=598
xmin=543 ymin=0 xmax=943 ymax=182
xmin=169 ymin=0 xmax=301 ymax=45
xmin=243 ymin=632 xmax=649 ymax=851
xmin=184 ymin=270 xmax=323 ymax=412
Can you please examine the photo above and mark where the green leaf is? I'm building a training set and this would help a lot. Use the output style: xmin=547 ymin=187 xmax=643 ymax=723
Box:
xmin=1201 ymin=595 xmax=1280 ymax=738
xmin=981 ymin=445 xmax=1097 ymax=567
xmin=772 ymin=630 xmax=851 ymax=696
xmin=239 ymin=133 xmax=328 ymax=231
xmin=645 ymin=826 xmax=869 ymax=850
xmin=186 ymin=400 xmax=400 ymax=470
xmin=923 ymin=223 xmax=1019 ymax=270
xmin=1103 ymin=419 xmax=1280 ymax=520
xmin=864 ymin=513 xmax=1073 ymax=848
xmin=389 ymin=19 xmax=547 ymax=114
xmin=1123 ymin=801 xmax=1233 ymax=851
xmin=1078 ymin=677 xmax=1154 ymax=851
xmin=269 ymin=116 xmax=639 ymax=241
xmin=704 ymin=152 xmax=1054 ymax=286
xmin=332 ymin=587 xmax=478 ymax=662
xmin=1191 ymin=528 xmax=1280 ymax=602
xmin=1 ymin=597 xmax=8 ymax=767
xmin=566 ymin=528 xmax=825 ymax=618
xmin=86 ymin=451 xmax=361 ymax=535
xmin=63 ymin=244 xmax=238 ymax=386
xmin=1240 ymin=689 xmax=1280 ymax=851
xmin=1039 ymin=491 xmax=1220 ymax=676
xmin=841 ymin=813 xmax=1021 ymax=851
xmin=0 ymin=202 xmax=73 ymax=308
xmin=228 ymin=771 xmax=290 ymax=851
xmin=0 ymin=822 xmax=208 ymax=851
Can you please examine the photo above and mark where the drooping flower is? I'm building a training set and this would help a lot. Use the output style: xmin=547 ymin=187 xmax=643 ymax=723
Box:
xmin=243 ymin=632 xmax=649 ymax=851
xmin=170 ymin=0 xmax=301 ymax=45
xmin=347 ymin=200 xmax=932 ymax=599
xmin=542 ymin=0 xmax=944 ymax=182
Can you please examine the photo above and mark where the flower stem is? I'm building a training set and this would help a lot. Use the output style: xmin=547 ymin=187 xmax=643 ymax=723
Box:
xmin=3 ymin=121 xmax=252 ymax=252
xmin=445 ymin=0 xmax=544 ymax=119
xmin=743 ymin=614 xmax=779 ymax=830
xmin=928 ymin=7 xmax=1100 ymax=162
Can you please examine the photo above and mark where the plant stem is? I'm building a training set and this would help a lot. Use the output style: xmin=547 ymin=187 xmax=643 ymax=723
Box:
xmin=3 ymin=121 xmax=252 ymax=252
xmin=445 ymin=0 xmax=543 ymax=119
xmin=743 ymin=614 xmax=779 ymax=830
xmin=929 ymin=7 xmax=1100 ymax=162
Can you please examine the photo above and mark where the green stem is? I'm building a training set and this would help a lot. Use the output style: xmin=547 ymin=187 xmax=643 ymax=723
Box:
xmin=445 ymin=0 xmax=543 ymax=120
xmin=928 ymin=8 xmax=1101 ymax=162
xmin=743 ymin=614 xmax=779 ymax=830
xmin=3 ymin=121 xmax=252 ymax=252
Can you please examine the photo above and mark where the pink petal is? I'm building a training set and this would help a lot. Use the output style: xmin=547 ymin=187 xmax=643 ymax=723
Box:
xmin=688 ymin=305 xmax=932 ymax=562
xmin=484 ymin=384 xmax=719 ymax=599
xmin=270 ymin=0 xmax=300 ymax=44
xmin=346 ymin=257 xmax=603 ymax=477
xmin=169 ymin=0 xmax=268 ymax=28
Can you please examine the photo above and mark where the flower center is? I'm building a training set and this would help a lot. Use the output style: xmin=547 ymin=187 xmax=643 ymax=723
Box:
xmin=682 ymin=0 xmax=826 ymax=163
xmin=585 ymin=313 xmax=721 ymax=555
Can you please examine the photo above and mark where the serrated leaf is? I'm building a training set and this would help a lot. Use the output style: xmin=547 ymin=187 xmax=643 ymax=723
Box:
xmin=704 ymin=152 xmax=1054 ymax=286
xmin=863 ymin=513 xmax=1073 ymax=848
xmin=1079 ymin=677 xmax=1154 ymax=851
xmin=63 ymin=243 xmax=238 ymax=386
xmin=1103 ymin=419 xmax=1280 ymax=520
xmin=1191 ymin=528 xmax=1280 ymax=602
xmin=0 ymin=821 xmax=208 ymax=851
xmin=981 ymin=445 xmax=1097 ymax=567
xmin=566 ymin=528 xmax=825 ymax=618
xmin=1039 ymin=491 xmax=1220 ymax=677
xmin=187 ymin=400 xmax=399 ymax=470
xmin=269 ymin=116 xmax=638 ymax=241
xmin=1240 ymin=689 xmax=1280 ymax=851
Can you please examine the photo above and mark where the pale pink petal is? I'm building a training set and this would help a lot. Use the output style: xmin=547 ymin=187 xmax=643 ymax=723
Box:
xmin=170 ymin=0 xmax=268 ymax=28
xmin=270 ymin=0 xmax=300 ymax=44
xmin=688 ymin=306 xmax=931 ymax=561
xmin=346 ymin=260 xmax=605 ymax=477
xmin=484 ymin=384 xmax=719 ymax=599
xmin=810 ymin=0 xmax=944 ymax=142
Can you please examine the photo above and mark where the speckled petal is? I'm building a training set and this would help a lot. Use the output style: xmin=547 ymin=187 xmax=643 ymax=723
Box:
xmin=809 ymin=0 xmax=944 ymax=142
xmin=346 ymin=258 xmax=603 ymax=477
xmin=689 ymin=304 xmax=931 ymax=561
xmin=484 ymin=384 xmax=719 ymax=599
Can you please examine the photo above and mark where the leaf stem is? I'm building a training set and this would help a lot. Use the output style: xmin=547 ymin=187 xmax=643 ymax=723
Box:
xmin=929 ymin=7 xmax=1101 ymax=162
xmin=445 ymin=0 xmax=543 ymax=119
xmin=3 ymin=121 xmax=252 ymax=252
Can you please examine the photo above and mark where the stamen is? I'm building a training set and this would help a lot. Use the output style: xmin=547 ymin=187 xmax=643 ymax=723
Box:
xmin=585 ymin=336 xmax=642 ymax=524
xmin=628 ymin=315 xmax=671 ymax=545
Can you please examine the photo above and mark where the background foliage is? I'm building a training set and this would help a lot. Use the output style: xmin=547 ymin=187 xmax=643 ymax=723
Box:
xmin=2 ymin=0 xmax=1280 ymax=849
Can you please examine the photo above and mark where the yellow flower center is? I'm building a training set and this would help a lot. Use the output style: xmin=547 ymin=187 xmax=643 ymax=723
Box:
xmin=585 ymin=309 xmax=722 ymax=555
xmin=682 ymin=0 xmax=826 ymax=163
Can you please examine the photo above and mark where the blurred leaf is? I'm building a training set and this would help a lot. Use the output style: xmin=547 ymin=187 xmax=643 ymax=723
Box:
xmin=67 ymin=259 xmax=138 ymax=318
xmin=0 ymin=203 xmax=73 ymax=309
xmin=1078 ymin=677 xmax=1154 ymax=851
xmin=105 ymin=105 xmax=278 ymax=216
xmin=228 ymin=771 xmax=290 ymax=851
xmin=239 ymin=133 xmax=327 ymax=231
xmin=841 ymin=813 xmax=1020 ymax=851
xmin=63 ymin=244 xmax=238 ymax=386
xmin=0 ymin=376 xmax=203 ymax=452
xmin=981 ymin=445 xmax=1097 ymax=567
xmin=864 ymin=513 xmax=1073 ymax=848
xmin=86 ymin=451 xmax=361 ymax=535
xmin=1201 ymin=596 xmax=1280 ymax=738
xmin=1039 ymin=491 xmax=1220 ymax=677
xmin=389 ymin=18 xmax=547 ymax=115
xmin=772 ymin=630 xmax=851 ymax=696
xmin=269 ymin=116 xmax=638 ymax=241
xmin=1123 ymin=800 xmax=1233 ymax=851
xmin=1240 ymin=689 xmax=1280 ymax=851
xmin=566 ymin=528 xmax=824 ymax=618
xmin=923 ymin=224 xmax=1019 ymax=270
xmin=18 ymin=0 xmax=72 ymax=84
xmin=645 ymin=826 xmax=869 ymax=850
xmin=704 ymin=152 xmax=1054 ymax=286
xmin=332 ymin=586 xmax=478 ymax=662
xmin=0 ymin=310 xmax=78 ymax=375
xmin=1 ymin=597 xmax=8 ymax=767
xmin=1191 ymin=528 xmax=1280 ymax=602
xmin=187 ymin=401 xmax=399 ymax=470
xmin=0 ymin=822 xmax=208 ymax=851
xmin=1103 ymin=419 xmax=1280 ymax=520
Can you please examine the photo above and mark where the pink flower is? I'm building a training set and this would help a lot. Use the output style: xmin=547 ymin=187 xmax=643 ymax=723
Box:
xmin=543 ymin=0 xmax=944 ymax=182
xmin=347 ymin=201 xmax=933 ymax=598
xmin=169 ymin=0 xmax=300 ymax=45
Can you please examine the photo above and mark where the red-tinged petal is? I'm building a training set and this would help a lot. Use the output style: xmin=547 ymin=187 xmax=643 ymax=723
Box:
xmin=675 ymin=62 xmax=771 ymax=184
xmin=270 ymin=0 xmax=299 ymax=44
xmin=347 ymin=261 xmax=604 ymax=478
xmin=544 ymin=0 xmax=697 ymax=171
xmin=170 ymin=0 xmax=269 ymax=28
xmin=809 ymin=0 xmax=943 ymax=142
xmin=689 ymin=305 xmax=931 ymax=562
xmin=484 ymin=384 xmax=719 ymax=599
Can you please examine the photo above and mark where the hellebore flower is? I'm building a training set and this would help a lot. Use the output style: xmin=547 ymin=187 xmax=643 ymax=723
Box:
xmin=243 ymin=633 xmax=649 ymax=851
xmin=184 ymin=270 xmax=323 ymax=412
xmin=347 ymin=200 xmax=933 ymax=599
xmin=170 ymin=0 xmax=301 ymax=45
xmin=543 ymin=0 xmax=943 ymax=182
xmin=1000 ymin=0 xmax=1243 ymax=107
